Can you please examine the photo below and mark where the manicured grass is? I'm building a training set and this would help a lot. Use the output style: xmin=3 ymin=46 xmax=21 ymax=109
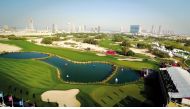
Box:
xmin=0 ymin=58 xmax=59 ymax=106
xmin=0 ymin=40 xmax=159 ymax=106
xmin=0 ymin=58 xmax=148 ymax=106
xmin=98 ymin=38 xmax=121 ymax=51
xmin=0 ymin=40 xmax=158 ymax=70
xmin=90 ymin=81 xmax=145 ymax=106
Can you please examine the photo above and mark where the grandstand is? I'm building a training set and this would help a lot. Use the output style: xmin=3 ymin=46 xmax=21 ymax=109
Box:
xmin=159 ymin=67 xmax=190 ymax=106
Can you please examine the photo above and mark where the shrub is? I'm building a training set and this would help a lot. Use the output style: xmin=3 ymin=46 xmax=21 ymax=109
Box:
xmin=83 ymin=38 xmax=98 ymax=45
xmin=41 ymin=37 xmax=52 ymax=44
xmin=120 ymin=40 xmax=130 ymax=47
xmin=54 ymin=33 xmax=67 ymax=37
xmin=136 ymin=43 xmax=148 ymax=49
xmin=112 ymin=35 xmax=124 ymax=42
xmin=121 ymin=47 xmax=135 ymax=56
xmin=8 ymin=35 xmax=26 ymax=40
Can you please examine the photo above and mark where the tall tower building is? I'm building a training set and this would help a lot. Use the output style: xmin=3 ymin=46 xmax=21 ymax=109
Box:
xmin=78 ymin=25 xmax=82 ymax=33
xmin=120 ymin=26 xmax=124 ymax=33
xmin=68 ymin=22 xmax=71 ymax=33
xmin=52 ymin=24 xmax=55 ymax=33
xmin=28 ymin=18 xmax=34 ymax=32
xmin=158 ymin=25 xmax=162 ymax=35
xmin=150 ymin=25 xmax=154 ymax=34
xmin=97 ymin=26 xmax=101 ymax=33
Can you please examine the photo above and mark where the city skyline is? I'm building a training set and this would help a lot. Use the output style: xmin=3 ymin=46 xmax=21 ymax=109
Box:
xmin=0 ymin=0 xmax=190 ymax=34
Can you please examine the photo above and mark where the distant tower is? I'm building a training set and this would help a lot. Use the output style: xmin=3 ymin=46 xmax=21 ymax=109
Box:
xmin=97 ymin=25 xmax=101 ymax=33
xmin=78 ymin=25 xmax=82 ymax=33
xmin=72 ymin=24 xmax=76 ymax=33
xmin=158 ymin=25 xmax=162 ymax=35
xmin=150 ymin=25 xmax=154 ymax=34
xmin=28 ymin=18 xmax=34 ymax=32
xmin=46 ymin=26 xmax=49 ymax=32
xmin=83 ymin=25 xmax=86 ymax=33
xmin=120 ymin=26 xmax=124 ymax=33
xmin=52 ymin=24 xmax=55 ymax=33
xmin=81 ymin=25 xmax=84 ymax=33
xmin=68 ymin=22 xmax=71 ymax=33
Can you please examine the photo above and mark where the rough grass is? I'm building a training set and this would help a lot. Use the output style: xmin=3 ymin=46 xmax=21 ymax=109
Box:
xmin=0 ymin=40 xmax=158 ymax=70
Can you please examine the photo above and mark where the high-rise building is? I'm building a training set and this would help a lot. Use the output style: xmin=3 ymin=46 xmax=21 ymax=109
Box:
xmin=130 ymin=25 xmax=141 ymax=35
xmin=78 ymin=25 xmax=82 ymax=33
xmin=68 ymin=22 xmax=71 ymax=33
xmin=27 ymin=18 xmax=34 ymax=32
xmin=150 ymin=25 xmax=154 ymax=34
xmin=72 ymin=24 xmax=76 ymax=33
xmin=120 ymin=26 xmax=124 ymax=33
xmin=52 ymin=24 xmax=56 ymax=33
xmin=158 ymin=25 xmax=162 ymax=35
xmin=97 ymin=26 xmax=101 ymax=33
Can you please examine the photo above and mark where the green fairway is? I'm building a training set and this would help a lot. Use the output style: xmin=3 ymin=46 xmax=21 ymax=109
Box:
xmin=0 ymin=40 xmax=158 ymax=70
xmin=98 ymin=38 xmax=121 ymax=51
xmin=0 ymin=40 xmax=158 ymax=106
xmin=0 ymin=58 xmax=148 ymax=106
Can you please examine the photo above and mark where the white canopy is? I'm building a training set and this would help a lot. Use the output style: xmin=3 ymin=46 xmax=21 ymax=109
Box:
xmin=162 ymin=67 xmax=190 ymax=98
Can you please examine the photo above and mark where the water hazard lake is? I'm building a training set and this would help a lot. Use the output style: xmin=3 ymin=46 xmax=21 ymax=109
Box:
xmin=0 ymin=52 xmax=139 ymax=83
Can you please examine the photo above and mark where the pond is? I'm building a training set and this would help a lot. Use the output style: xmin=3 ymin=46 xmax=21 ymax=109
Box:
xmin=109 ymin=68 xmax=140 ymax=84
xmin=42 ymin=56 xmax=113 ymax=83
xmin=0 ymin=52 xmax=140 ymax=83
xmin=0 ymin=52 xmax=48 ymax=59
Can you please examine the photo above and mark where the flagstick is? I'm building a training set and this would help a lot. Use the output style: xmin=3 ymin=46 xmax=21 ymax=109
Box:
xmin=11 ymin=95 xmax=14 ymax=107
xmin=2 ymin=96 xmax=5 ymax=106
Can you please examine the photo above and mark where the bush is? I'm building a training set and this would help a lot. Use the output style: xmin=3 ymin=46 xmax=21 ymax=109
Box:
xmin=121 ymin=47 xmax=135 ymax=56
xmin=165 ymin=45 xmax=174 ymax=50
xmin=126 ymin=50 xmax=135 ymax=56
xmin=95 ymin=34 xmax=106 ymax=39
xmin=112 ymin=35 xmax=124 ymax=42
xmin=120 ymin=40 xmax=130 ymax=47
xmin=51 ymin=36 xmax=60 ymax=41
xmin=54 ymin=33 xmax=67 ymax=37
xmin=8 ymin=35 xmax=26 ymax=40
xmin=41 ymin=37 xmax=53 ymax=44
xmin=83 ymin=38 xmax=98 ymax=45
xmin=136 ymin=43 xmax=148 ymax=49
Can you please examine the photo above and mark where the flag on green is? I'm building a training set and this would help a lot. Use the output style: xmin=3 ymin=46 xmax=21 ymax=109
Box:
xmin=0 ymin=91 xmax=3 ymax=98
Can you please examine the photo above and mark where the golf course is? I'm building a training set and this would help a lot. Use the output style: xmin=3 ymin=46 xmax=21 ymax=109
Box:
xmin=0 ymin=39 xmax=159 ymax=106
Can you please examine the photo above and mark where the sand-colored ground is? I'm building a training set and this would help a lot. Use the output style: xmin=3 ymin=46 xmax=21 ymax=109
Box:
xmin=118 ymin=58 xmax=143 ymax=61
xmin=130 ymin=48 xmax=155 ymax=58
xmin=96 ymin=53 xmax=106 ymax=56
xmin=41 ymin=89 xmax=80 ymax=107
xmin=0 ymin=43 xmax=21 ymax=53
xmin=29 ymin=38 xmax=107 ymax=53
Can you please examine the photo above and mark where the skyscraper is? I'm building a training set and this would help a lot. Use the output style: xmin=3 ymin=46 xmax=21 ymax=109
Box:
xmin=27 ymin=18 xmax=34 ymax=32
xmin=52 ymin=24 xmax=56 ymax=33
xmin=130 ymin=25 xmax=141 ymax=35
xmin=97 ymin=26 xmax=101 ymax=33
xmin=52 ymin=24 xmax=58 ymax=33
xmin=158 ymin=25 xmax=162 ymax=35
xmin=150 ymin=25 xmax=154 ymax=34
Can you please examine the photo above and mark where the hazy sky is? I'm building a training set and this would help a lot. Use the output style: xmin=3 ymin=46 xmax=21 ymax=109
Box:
xmin=0 ymin=0 xmax=190 ymax=34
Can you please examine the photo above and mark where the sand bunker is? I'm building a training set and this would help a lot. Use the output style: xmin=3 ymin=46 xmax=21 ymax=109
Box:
xmin=118 ymin=58 xmax=143 ymax=61
xmin=130 ymin=48 xmax=155 ymax=58
xmin=41 ymin=89 xmax=80 ymax=107
xmin=96 ymin=53 xmax=106 ymax=56
xmin=0 ymin=43 xmax=21 ymax=53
